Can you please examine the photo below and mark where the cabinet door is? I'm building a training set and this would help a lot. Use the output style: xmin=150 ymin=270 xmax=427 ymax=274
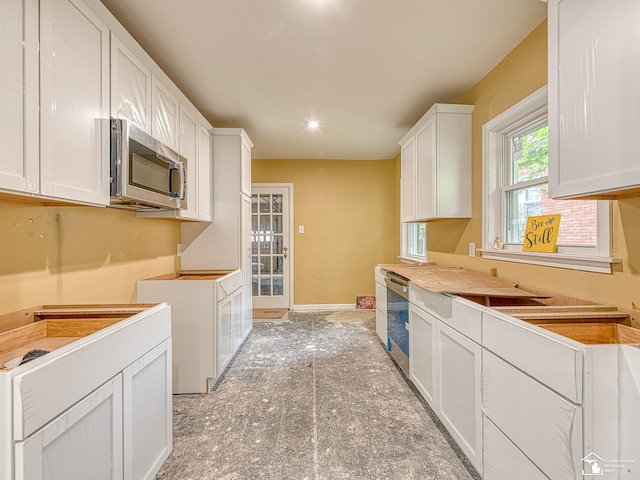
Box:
xmin=242 ymin=194 xmax=253 ymax=338
xmin=409 ymin=304 xmax=436 ymax=409
xmin=111 ymin=35 xmax=152 ymax=132
xmin=400 ymin=137 xmax=416 ymax=222
xmin=483 ymin=416 xmax=547 ymax=480
xmin=198 ymin=125 xmax=213 ymax=221
xmin=483 ymin=350 xmax=582 ymax=480
xmin=0 ymin=0 xmax=39 ymax=195
xmin=232 ymin=288 xmax=244 ymax=351
xmin=15 ymin=375 xmax=123 ymax=480
xmin=375 ymin=281 xmax=387 ymax=343
xmin=123 ymin=340 xmax=172 ymax=480
xmin=151 ymin=76 xmax=179 ymax=150
xmin=415 ymin=119 xmax=436 ymax=220
xmin=436 ymin=322 xmax=482 ymax=472
xmin=217 ymin=293 xmax=234 ymax=375
xmin=549 ymin=0 xmax=640 ymax=198
xmin=179 ymin=104 xmax=199 ymax=219
xmin=40 ymin=0 xmax=110 ymax=205
xmin=241 ymin=138 xmax=252 ymax=196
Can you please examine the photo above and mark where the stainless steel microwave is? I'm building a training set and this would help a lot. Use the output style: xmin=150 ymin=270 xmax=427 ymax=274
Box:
xmin=109 ymin=119 xmax=187 ymax=211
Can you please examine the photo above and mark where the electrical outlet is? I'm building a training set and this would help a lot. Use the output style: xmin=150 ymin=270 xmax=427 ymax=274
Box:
xmin=468 ymin=242 xmax=476 ymax=257
xmin=298 ymin=225 xmax=305 ymax=234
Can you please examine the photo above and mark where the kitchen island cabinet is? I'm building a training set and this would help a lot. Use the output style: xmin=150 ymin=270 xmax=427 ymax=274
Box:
xmin=548 ymin=0 xmax=640 ymax=199
xmin=137 ymin=270 xmax=244 ymax=394
xmin=0 ymin=303 xmax=172 ymax=480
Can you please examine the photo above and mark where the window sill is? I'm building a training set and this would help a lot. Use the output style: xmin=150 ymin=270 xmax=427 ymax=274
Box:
xmin=398 ymin=255 xmax=427 ymax=264
xmin=478 ymin=249 xmax=621 ymax=274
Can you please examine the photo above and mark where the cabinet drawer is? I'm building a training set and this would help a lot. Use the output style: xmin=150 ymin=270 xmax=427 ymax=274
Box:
xmin=375 ymin=281 xmax=387 ymax=314
xmin=216 ymin=270 xmax=242 ymax=297
xmin=483 ymin=350 xmax=582 ymax=480
xmin=482 ymin=310 xmax=583 ymax=403
xmin=483 ymin=416 xmax=547 ymax=480
xmin=374 ymin=266 xmax=386 ymax=285
xmin=409 ymin=284 xmax=452 ymax=320
xmin=13 ymin=305 xmax=171 ymax=439
xmin=446 ymin=297 xmax=482 ymax=343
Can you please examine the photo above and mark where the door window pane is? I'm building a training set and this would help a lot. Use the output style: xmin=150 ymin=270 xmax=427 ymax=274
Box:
xmin=260 ymin=237 xmax=270 ymax=254
xmin=273 ymin=235 xmax=283 ymax=254
xmin=273 ymin=215 xmax=283 ymax=233
xmin=251 ymin=196 xmax=258 ymax=213
xmin=251 ymin=256 xmax=259 ymax=274
xmin=273 ymin=256 xmax=284 ymax=275
xmin=261 ymin=257 xmax=271 ymax=274
xmin=272 ymin=277 xmax=283 ymax=296
xmin=252 ymin=277 xmax=258 ymax=296
xmin=260 ymin=215 xmax=270 ymax=233
xmin=272 ymin=194 xmax=283 ymax=213
xmin=260 ymin=194 xmax=270 ymax=213
xmin=260 ymin=277 xmax=271 ymax=296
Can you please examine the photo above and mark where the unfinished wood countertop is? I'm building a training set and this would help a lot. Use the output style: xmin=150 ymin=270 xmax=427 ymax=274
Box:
xmin=378 ymin=263 xmax=539 ymax=298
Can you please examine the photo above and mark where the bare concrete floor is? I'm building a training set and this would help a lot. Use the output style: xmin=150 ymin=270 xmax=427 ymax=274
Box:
xmin=157 ymin=311 xmax=480 ymax=480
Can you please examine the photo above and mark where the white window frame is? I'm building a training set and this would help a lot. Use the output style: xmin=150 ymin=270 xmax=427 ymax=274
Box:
xmin=480 ymin=85 xmax=620 ymax=274
xmin=400 ymin=222 xmax=427 ymax=263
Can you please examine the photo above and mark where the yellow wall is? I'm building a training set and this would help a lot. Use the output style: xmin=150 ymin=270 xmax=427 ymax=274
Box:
xmin=252 ymin=159 xmax=397 ymax=306
xmin=0 ymin=200 xmax=179 ymax=315
xmin=428 ymin=20 xmax=640 ymax=309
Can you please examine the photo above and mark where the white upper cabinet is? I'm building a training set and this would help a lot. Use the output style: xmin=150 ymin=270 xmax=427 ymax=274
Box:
xmin=197 ymin=125 xmax=213 ymax=222
xmin=548 ymin=0 xmax=640 ymax=199
xmin=400 ymin=137 xmax=416 ymax=222
xmin=111 ymin=34 xmax=152 ymax=132
xmin=0 ymin=0 xmax=39 ymax=195
xmin=1 ymin=0 xmax=110 ymax=206
xmin=399 ymin=104 xmax=473 ymax=222
xmin=39 ymin=0 xmax=110 ymax=206
xmin=151 ymin=76 xmax=179 ymax=151
xmin=178 ymin=104 xmax=198 ymax=219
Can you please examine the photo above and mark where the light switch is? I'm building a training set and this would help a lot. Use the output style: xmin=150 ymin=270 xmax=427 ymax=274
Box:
xmin=298 ymin=225 xmax=305 ymax=234
xmin=468 ymin=242 xmax=475 ymax=257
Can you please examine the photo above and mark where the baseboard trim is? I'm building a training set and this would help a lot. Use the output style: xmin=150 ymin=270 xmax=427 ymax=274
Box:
xmin=292 ymin=304 xmax=355 ymax=312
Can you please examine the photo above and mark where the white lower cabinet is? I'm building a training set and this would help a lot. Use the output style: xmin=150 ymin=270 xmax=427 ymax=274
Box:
xmin=15 ymin=375 xmax=123 ymax=480
xmin=408 ymin=303 xmax=436 ymax=409
xmin=232 ymin=287 xmax=244 ymax=352
xmin=482 ymin=416 xmax=547 ymax=480
xmin=483 ymin=350 xmax=582 ymax=480
xmin=217 ymin=291 xmax=234 ymax=375
xmin=436 ymin=322 xmax=482 ymax=472
xmin=137 ymin=270 xmax=244 ymax=394
xmin=374 ymin=268 xmax=388 ymax=344
xmin=123 ymin=340 xmax=172 ymax=480
xmin=5 ymin=304 xmax=172 ymax=480
xmin=407 ymin=288 xmax=482 ymax=474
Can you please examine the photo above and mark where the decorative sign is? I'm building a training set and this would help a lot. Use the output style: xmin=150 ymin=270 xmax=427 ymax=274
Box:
xmin=522 ymin=214 xmax=561 ymax=253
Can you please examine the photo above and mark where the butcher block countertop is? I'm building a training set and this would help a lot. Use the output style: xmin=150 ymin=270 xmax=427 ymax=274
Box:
xmin=378 ymin=263 xmax=540 ymax=298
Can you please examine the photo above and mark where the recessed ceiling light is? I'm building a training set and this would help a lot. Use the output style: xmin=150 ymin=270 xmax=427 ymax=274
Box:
xmin=306 ymin=120 xmax=319 ymax=129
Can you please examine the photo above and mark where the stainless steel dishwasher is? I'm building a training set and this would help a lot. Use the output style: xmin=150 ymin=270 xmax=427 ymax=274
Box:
xmin=384 ymin=270 xmax=410 ymax=375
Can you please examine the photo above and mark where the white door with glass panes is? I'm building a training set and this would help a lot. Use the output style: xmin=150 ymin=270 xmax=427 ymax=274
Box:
xmin=251 ymin=185 xmax=291 ymax=309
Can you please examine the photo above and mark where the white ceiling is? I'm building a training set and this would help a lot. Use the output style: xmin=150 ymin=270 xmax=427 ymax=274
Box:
xmin=100 ymin=0 xmax=547 ymax=160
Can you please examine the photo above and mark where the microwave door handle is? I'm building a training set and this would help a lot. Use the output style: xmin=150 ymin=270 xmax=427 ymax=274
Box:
xmin=167 ymin=163 xmax=184 ymax=199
